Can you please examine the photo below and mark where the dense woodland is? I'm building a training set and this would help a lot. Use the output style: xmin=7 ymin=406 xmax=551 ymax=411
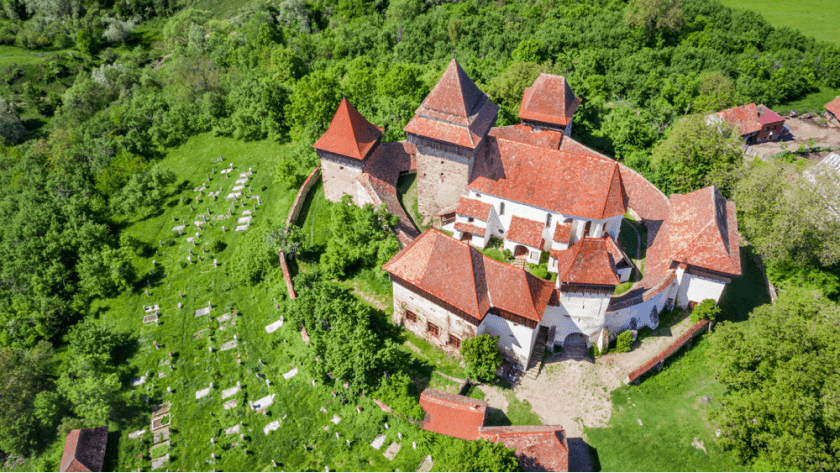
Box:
xmin=0 ymin=0 xmax=839 ymax=470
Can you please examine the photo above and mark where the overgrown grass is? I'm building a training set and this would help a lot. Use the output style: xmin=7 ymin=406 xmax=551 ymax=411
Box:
xmin=586 ymin=246 xmax=771 ymax=471
xmin=718 ymin=0 xmax=840 ymax=46
xmin=396 ymin=174 xmax=428 ymax=232
xmin=775 ymin=85 xmax=840 ymax=113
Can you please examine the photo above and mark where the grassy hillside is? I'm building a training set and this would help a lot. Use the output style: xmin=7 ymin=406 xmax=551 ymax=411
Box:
xmin=718 ymin=0 xmax=840 ymax=46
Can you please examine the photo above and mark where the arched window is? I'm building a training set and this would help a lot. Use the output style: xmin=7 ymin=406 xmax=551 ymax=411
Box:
xmin=499 ymin=202 xmax=505 ymax=215
xmin=545 ymin=213 xmax=552 ymax=228
xmin=584 ymin=221 xmax=592 ymax=236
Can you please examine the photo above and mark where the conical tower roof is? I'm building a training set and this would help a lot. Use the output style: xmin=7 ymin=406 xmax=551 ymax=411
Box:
xmin=519 ymin=73 xmax=581 ymax=128
xmin=313 ymin=98 xmax=383 ymax=161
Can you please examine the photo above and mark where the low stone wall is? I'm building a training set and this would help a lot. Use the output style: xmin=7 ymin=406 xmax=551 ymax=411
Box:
xmin=279 ymin=165 xmax=321 ymax=300
xmin=624 ymin=318 xmax=710 ymax=385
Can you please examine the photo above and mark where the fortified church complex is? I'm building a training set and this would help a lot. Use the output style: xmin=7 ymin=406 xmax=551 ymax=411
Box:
xmin=313 ymin=59 xmax=742 ymax=370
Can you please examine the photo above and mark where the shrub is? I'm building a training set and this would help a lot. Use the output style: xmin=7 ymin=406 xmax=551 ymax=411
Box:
xmin=502 ymin=249 xmax=513 ymax=260
xmin=208 ymin=239 xmax=226 ymax=253
xmin=690 ymin=299 xmax=720 ymax=323
xmin=614 ymin=330 xmax=633 ymax=353
xmin=461 ymin=334 xmax=502 ymax=382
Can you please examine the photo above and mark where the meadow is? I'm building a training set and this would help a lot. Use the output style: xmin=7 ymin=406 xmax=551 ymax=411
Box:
xmin=718 ymin=0 xmax=840 ymax=46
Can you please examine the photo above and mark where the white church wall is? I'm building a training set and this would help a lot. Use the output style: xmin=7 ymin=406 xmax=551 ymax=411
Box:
xmin=675 ymin=270 xmax=727 ymax=308
xmin=391 ymin=281 xmax=479 ymax=351
xmin=477 ymin=314 xmax=536 ymax=367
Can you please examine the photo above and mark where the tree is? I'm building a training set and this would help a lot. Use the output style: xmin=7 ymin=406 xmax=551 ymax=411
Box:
xmin=76 ymin=28 xmax=94 ymax=55
xmin=94 ymin=150 xmax=148 ymax=197
xmin=597 ymin=101 xmax=658 ymax=160
xmin=267 ymin=224 xmax=304 ymax=259
xmin=734 ymin=161 xmax=840 ymax=268
xmin=460 ymin=334 xmax=502 ymax=382
xmin=285 ymin=70 xmax=343 ymax=139
xmin=0 ymin=96 xmax=25 ymax=145
xmin=101 ymin=15 xmax=139 ymax=44
xmin=0 ymin=341 xmax=53 ymax=455
xmin=649 ymin=114 xmax=742 ymax=194
xmin=709 ymin=291 xmax=840 ymax=471
xmin=441 ymin=439 xmax=521 ymax=472
xmin=77 ymin=246 xmax=135 ymax=298
xmin=112 ymin=165 xmax=177 ymax=216
xmin=689 ymin=299 xmax=720 ymax=323
xmin=624 ymin=0 xmax=685 ymax=36
xmin=511 ymin=39 xmax=545 ymax=64
xmin=484 ymin=62 xmax=550 ymax=112
xmin=693 ymin=72 xmax=737 ymax=113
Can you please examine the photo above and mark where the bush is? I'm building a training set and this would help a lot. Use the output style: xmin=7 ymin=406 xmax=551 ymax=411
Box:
xmin=461 ymin=334 xmax=502 ymax=382
xmin=208 ymin=239 xmax=226 ymax=253
xmin=502 ymin=249 xmax=513 ymax=260
xmin=375 ymin=372 xmax=424 ymax=420
xmin=614 ymin=330 xmax=633 ymax=353
xmin=690 ymin=299 xmax=720 ymax=323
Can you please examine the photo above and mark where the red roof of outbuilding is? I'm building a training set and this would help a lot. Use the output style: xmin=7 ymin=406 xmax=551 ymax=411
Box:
xmin=758 ymin=108 xmax=784 ymax=125
xmin=552 ymin=237 xmax=619 ymax=286
xmin=470 ymin=134 xmax=627 ymax=220
xmin=553 ymin=221 xmax=572 ymax=244
xmin=456 ymin=196 xmax=492 ymax=220
xmin=404 ymin=59 xmax=499 ymax=149
xmin=60 ymin=426 xmax=108 ymax=472
xmin=419 ymin=389 xmax=487 ymax=441
xmin=827 ymin=96 xmax=840 ymax=117
xmin=506 ymin=216 xmax=544 ymax=248
xmin=454 ymin=222 xmax=487 ymax=236
xmin=519 ymin=74 xmax=581 ymax=128
xmin=479 ymin=425 xmax=570 ymax=472
xmin=313 ymin=98 xmax=383 ymax=161
xmin=383 ymin=230 xmax=553 ymax=325
xmin=665 ymin=187 xmax=741 ymax=276
xmin=715 ymin=103 xmax=762 ymax=136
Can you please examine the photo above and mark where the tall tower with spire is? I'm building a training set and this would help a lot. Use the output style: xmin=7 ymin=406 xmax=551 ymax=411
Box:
xmin=404 ymin=59 xmax=499 ymax=217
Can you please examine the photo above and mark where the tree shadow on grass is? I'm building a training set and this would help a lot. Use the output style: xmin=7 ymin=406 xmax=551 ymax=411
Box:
xmin=483 ymin=407 xmax=512 ymax=427
xmin=101 ymin=429 xmax=121 ymax=472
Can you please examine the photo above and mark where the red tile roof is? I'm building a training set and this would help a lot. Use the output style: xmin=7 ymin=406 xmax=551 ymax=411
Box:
xmin=60 ymin=426 xmax=108 ymax=472
xmin=519 ymin=73 xmax=581 ymax=128
xmin=827 ymin=96 xmax=840 ymax=117
xmin=383 ymin=230 xmax=553 ymax=325
xmin=506 ymin=216 xmax=544 ymax=248
xmin=715 ymin=103 xmax=762 ymax=136
xmin=553 ymin=221 xmax=572 ymax=244
xmin=604 ymin=235 xmax=627 ymax=266
xmin=454 ymin=222 xmax=487 ymax=236
xmin=470 ymin=134 xmax=627 ymax=220
xmin=456 ymin=196 xmax=492 ymax=220
xmin=758 ymin=107 xmax=784 ymax=125
xmin=552 ymin=237 xmax=619 ymax=286
xmin=479 ymin=425 xmax=569 ymax=472
xmin=313 ymin=98 xmax=383 ymax=161
xmin=665 ymin=187 xmax=741 ymax=276
xmin=404 ymin=59 xmax=499 ymax=149
xmin=491 ymin=124 xmax=564 ymax=149
xmin=419 ymin=389 xmax=487 ymax=441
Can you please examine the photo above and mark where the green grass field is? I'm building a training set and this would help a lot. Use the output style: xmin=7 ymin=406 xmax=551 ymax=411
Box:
xmin=718 ymin=0 xmax=840 ymax=46
xmin=776 ymin=85 xmax=840 ymax=113
xmin=585 ymin=247 xmax=770 ymax=471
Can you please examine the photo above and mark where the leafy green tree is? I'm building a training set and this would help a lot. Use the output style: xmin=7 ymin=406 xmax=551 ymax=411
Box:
xmin=94 ymin=150 xmax=148 ymax=197
xmin=484 ymin=62 xmax=550 ymax=112
xmin=112 ymin=165 xmax=177 ymax=216
xmin=267 ymin=224 xmax=304 ymax=259
xmin=709 ymin=291 xmax=840 ymax=471
xmin=0 ymin=341 xmax=53 ymax=455
xmin=511 ymin=39 xmax=545 ymax=64
xmin=77 ymin=246 xmax=135 ymax=298
xmin=624 ymin=0 xmax=685 ymax=36
xmin=597 ymin=101 xmax=658 ymax=160
xmin=614 ymin=330 xmax=633 ymax=353
xmin=440 ymin=439 xmax=521 ymax=472
xmin=0 ymin=96 xmax=25 ymax=145
xmin=76 ymin=28 xmax=94 ymax=55
xmin=649 ymin=114 xmax=742 ymax=194
xmin=693 ymin=72 xmax=737 ymax=113
xmin=460 ymin=334 xmax=502 ymax=382
xmin=285 ymin=69 xmax=342 ymax=139
xmin=263 ymin=47 xmax=307 ymax=83
xmin=377 ymin=64 xmax=422 ymax=101
xmin=231 ymin=219 xmax=282 ymax=286
xmin=690 ymin=299 xmax=720 ymax=323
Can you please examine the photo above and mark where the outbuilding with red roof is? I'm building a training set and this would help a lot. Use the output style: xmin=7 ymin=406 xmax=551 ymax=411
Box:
xmin=826 ymin=96 xmax=840 ymax=124
xmin=709 ymin=103 xmax=786 ymax=144
xmin=59 ymin=426 xmax=108 ymax=472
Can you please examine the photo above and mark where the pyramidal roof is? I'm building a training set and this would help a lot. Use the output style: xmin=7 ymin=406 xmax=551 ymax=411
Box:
xmin=519 ymin=74 xmax=582 ymax=128
xmin=553 ymin=237 xmax=620 ymax=287
xmin=404 ymin=59 xmax=499 ymax=149
xmin=313 ymin=98 xmax=383 ymax=161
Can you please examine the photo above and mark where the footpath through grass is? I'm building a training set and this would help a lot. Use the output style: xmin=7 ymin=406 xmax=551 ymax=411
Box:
xmin=586 ymin=246 xmax=770 ymax=471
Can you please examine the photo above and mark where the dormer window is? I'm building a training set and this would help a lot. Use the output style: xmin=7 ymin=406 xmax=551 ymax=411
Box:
xmin=546 ymin=213 xmax=552 ymax=228
xmin=467 ymin=217 xmax=474 ymax=223
xmin=499 ymin=202 xmax=505 ymax=215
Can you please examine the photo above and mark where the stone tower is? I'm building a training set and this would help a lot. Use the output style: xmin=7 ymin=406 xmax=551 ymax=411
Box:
xmin=404 ymin=59 xmax=499 ymax=217
xmin=313 ymin=98 xmax=383 ymax=204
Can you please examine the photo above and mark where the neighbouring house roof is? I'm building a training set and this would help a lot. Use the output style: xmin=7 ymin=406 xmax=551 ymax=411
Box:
xmin=479 ymin=425 xmax=570 ymax=472
xmin=313 ymin=98 xmax=383 ymax=161
xmin=470 ymin=134 xmax=627 ymax=220
xmin=715 ymin=103 xmax=765 ymax=136
xmin=419 ymin=389 xmax=487 ymax=441
xmin=519 ymin=73 xmax=581 ymax=128
xmin=665 ymin=187 xmax=741 ymax=276
xmin=456 ymin=196 xmax=493 ymax=221
xmin=815 ymin=152 xmax=840 ymax=175
xmin=506 ymin=216 xmax=545 ymax=249
xmin=552 ymin=221 xmax=572 ymax=244
xmin=552 ymin=237 xmax=620 ymax=287
xmin=454 ymin=222 xmax=487 ymax=236
xmin=60 ymin=426 xmax=108 ymax=472
xmin=826 ymin=96 xmax=840 ymax=117
xmin=383 ymin=229 xmax=554 ymax=325
xmin=404 ymin=59 xmax=499 ymax=149
xmin=757 ymin=106 xmax=784 ymax=125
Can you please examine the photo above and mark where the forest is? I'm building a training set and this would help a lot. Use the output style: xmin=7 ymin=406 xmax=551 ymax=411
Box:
xmin=0 ymin=0 xmax=839 ymax=470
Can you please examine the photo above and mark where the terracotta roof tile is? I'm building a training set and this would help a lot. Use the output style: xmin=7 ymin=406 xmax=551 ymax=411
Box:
xmin=313 ymin=98 xmax=383 ymax=160
xmin=60 ymin=426 xmax=108 ymax=472
xmin=456 ymin=196 xmax=492 ymax=220
xmin=490 ymin=124 xmax=564 ymax=149
xmin=553 ymin=237 xmax=619 ymax=286
xmin=479 ymin=425 xmax=569 ymax=472
xmin=404 ymin=59 xmax=499 ymax=149
xmin=827 ymin=96 xmax=840 ymax=117
xmin=757 ymin=107 xmax=784 ymax=125
xmin=603 ymin=235 xmax=627 ymax=266
xmin=383 ymin=230 xmax=553 ymax=325
xmin=454 ymin=222 xmax=487 ymax=236
xmin=553 ymin=221 xmax=572 ymax=244
xmin=715 ymin=103 xmax=762 ymax=136
xmin=506 ymin=216 xmax=544 ymax=248
xmin=519 ymin=73 xmax=581 ymax=128
xmin=665 ymin=187 xmax=741 ymax=276
xmin=470 ymin=135 xmax=627 ymax=220
xmin=419 ymin=389 xmax=487 ymax=440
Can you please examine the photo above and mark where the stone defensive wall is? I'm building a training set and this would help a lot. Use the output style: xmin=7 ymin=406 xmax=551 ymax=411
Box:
xmin=279 ymin=165 xmax=322 ymax=300
xmin=624 ymin=318 xmax=711 ymax=385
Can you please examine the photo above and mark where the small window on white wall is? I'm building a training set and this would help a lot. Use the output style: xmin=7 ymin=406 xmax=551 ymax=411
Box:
xmin=499 ymin=202 xmax=505 ymax=215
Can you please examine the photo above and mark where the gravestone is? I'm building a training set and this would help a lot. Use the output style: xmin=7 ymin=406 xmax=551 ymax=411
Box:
xmin=331 ymin=415 xmax=341 ymax=425
xmin=225 ymin=424 xmax=241 ymax=436
xmin=250 ymin=394 xmax=275 ymax=410
xmin=222 ymin=386 xmax=240 ymax=399
xmin=383 ymin=442 xmax=401 ymax=461
xmin=195 ymin=387 xmax=211 ymax=399
xmin=195 ymin=307 xmax=211 ymax=317
xmin=370 ymin=435 xmax=386 ymax=450
xmin=238 ymin=216 xmax=252 ymax=225
xmin=221 ymin=340 xmax=237 ymax=351
xmin=235 ymin=225 xmax=248 ymax=232
xmin=263 ymin=420 xmax=280 ymax=435
xmin=223 ymin=399 xmax=238 ymax=410
xmin=265 ymin=318 xmax=284 ymax=333
xmin=128 ymin=429 xmax=145 ymax=440
xmin=132 ymin=376 xmax=146 ymax=386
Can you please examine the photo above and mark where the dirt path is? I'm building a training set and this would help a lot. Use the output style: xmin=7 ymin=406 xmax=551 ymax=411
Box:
xmin=513 ymin=315 xmax=696 ymax=438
